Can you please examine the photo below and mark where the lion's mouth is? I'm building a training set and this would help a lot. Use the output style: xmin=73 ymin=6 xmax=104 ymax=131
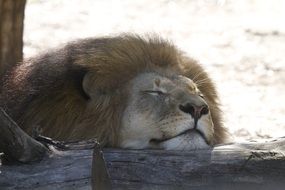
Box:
xmin=149 ymin=128 xmax=208 ymax=145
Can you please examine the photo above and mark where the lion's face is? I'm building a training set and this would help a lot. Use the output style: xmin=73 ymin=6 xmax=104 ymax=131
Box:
xmin=119 ymin=72 xmax=214 ymax=150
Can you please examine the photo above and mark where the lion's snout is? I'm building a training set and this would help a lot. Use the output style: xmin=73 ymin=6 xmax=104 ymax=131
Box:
xmin=179 ymin=95 xmax=209 ymax=124
xmin=179 ymin=102 xmax=209 ymax=118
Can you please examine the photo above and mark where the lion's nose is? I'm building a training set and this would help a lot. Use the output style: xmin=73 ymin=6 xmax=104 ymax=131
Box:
xmin=179 ymin=103 xmax=209 ymax=120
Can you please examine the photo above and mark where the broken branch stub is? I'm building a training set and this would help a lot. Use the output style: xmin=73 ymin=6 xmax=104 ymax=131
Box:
xmin=0 ymin=107 xmax=48 ymax=163
xmin=92 ymin=143 xmax=112 ymax=190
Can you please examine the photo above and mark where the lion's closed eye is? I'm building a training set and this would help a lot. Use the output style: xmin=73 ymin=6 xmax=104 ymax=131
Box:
xmin=143 ymin=90 xmax=165 ymax=96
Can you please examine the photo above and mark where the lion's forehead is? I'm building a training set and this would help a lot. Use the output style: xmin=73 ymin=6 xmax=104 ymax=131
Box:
xmin=160 ymin=75 xmax=198 ymax=94
xmin=175 ymin=75 xmax=197 ymax=91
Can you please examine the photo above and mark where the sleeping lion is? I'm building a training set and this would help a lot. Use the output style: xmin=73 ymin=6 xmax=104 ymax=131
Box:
xmin=0 ymin=34 xmax=227 ymax=150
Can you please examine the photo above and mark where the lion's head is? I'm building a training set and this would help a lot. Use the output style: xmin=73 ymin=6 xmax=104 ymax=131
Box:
xmin=119 ymin=73 xmax=214 ymax=150
xmin=1 ymin=34 xmax=227 ymax=150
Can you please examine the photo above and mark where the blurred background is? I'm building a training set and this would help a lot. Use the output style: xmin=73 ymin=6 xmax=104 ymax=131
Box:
xmin=24 ymin=0 xmax=285 ymax=142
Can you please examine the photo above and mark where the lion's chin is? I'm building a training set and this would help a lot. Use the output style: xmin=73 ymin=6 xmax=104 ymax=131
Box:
xmin=153 ymin=131 xmax=211 ymax=150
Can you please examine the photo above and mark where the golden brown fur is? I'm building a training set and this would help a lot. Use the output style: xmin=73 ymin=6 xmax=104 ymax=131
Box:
xmin=0 ymin=34 xmax=227 ymax=147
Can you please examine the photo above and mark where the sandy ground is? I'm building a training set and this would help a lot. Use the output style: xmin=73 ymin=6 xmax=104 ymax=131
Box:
xmin=24 ymin=0 xmax=285 ymax=142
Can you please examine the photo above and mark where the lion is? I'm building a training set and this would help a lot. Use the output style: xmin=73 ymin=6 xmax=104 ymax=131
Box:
xmin=0 ymin=34 xmax=227 ymax=150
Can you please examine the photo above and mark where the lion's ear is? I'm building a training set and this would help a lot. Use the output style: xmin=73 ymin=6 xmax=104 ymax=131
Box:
xmin=82 ymin=71 xmax=96 ymax=98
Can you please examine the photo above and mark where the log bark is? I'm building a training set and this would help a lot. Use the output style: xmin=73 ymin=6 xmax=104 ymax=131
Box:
xmin=0 ymin=0 xmax=26 ymax=78
xmin=1 ymin=138 xmax=284 ymax=190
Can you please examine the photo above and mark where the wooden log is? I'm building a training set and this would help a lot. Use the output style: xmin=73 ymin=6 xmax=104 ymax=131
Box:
xmin=1 ymin=138 xmax=284 ymax=190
